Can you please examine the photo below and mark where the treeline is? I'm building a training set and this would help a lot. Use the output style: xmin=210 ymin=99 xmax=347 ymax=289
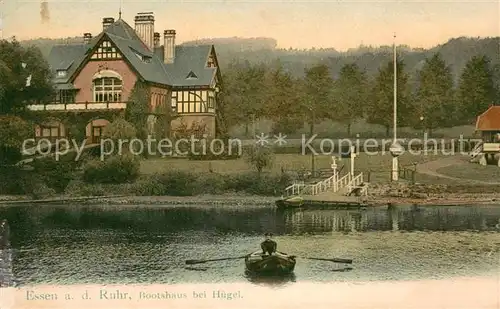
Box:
xmin=220 ymin=53 xmax=500 ymax=137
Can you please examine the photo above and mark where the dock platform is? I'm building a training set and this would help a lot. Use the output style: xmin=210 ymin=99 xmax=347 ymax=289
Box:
xmin=276 ymin=193 xmax=368 ymax=210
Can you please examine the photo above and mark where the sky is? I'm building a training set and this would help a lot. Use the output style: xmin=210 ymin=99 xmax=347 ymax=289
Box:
xmin=0 ymin=0 xmax=499 ymax=51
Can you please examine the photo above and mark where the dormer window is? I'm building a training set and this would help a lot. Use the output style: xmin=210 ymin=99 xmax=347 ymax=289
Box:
xmin=57 ymin=70 xmax=67 ymax=77
xmin=132 ymin=49 xmax=151 ymax=63
xmin=207 ymin=54 xmax=216 ymax=68
xmin=186 ymin=71 xmax=198 ymax=79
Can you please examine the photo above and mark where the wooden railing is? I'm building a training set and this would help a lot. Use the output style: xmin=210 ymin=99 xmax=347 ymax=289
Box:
xmin=470 ymin=141 xmax=483 ymax=158
xmin=335 ymin=174 xmax=351 ymax=192
xmin=27 ymin=102 xmax=127 ymax=111
xmin=346 ymin=172 xmax=364 ymax=195
xmin=284 ymin=172 xmax=362 ymax=197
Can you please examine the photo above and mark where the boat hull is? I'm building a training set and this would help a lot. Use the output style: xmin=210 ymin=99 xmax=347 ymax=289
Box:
xmin=245 ymin=251 xmax=296 ymax=275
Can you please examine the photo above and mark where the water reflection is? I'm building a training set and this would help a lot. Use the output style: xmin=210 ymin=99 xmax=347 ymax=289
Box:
xmin=0 ymin=204 xmax=498 ymax=285
xmin=0 ymin=204 xmax=498 ymax=244
xmin=281 ymin=205 xmax=500 ymax=233
xmin=244 ymin=270 xmax=296 ymax=287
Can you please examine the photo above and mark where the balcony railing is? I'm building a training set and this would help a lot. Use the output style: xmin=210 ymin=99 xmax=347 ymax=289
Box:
xmin=27 ymin=102 xmax=127 ymax=111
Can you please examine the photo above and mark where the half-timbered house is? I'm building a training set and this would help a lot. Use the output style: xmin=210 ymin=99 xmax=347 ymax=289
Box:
xmin=28 ymin=12 xmax=222 ymax=144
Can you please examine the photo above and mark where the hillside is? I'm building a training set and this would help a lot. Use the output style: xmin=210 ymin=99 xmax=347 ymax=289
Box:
xmin=19 ymin=35 xmax=499 ymax=82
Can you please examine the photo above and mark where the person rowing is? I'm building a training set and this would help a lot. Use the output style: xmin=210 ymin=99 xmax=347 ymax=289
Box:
xmin=260 ymin=233 xmax=277 ymax=256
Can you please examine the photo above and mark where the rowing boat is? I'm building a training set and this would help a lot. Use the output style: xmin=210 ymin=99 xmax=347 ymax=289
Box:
xmin=244 ymin=251 xmax=296 ymax=275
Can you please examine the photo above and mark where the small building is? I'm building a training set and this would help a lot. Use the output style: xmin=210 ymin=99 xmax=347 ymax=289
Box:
xmin=473 ymin=105 xmax=500 ymax=165
xmin=28 ymin=12 xmax=222 ymax=144
xmin=476 ymin=105 xmax=500 ymax=142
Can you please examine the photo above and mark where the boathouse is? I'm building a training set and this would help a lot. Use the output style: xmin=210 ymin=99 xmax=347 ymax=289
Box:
xmin=471 ymin=105 xmax=500 ymax=165
xmin=28 ymin=12 xmax=223 ymax=144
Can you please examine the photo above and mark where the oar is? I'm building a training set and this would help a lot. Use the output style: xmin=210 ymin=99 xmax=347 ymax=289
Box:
xmin=302 ymin=257 xmax=353 ymax=264
xmin=185 ymin=255 xmax=248 ymax=265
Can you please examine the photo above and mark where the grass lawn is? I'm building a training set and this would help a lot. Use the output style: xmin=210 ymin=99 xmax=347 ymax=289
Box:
xmin=436 ymin=163 xmax=500 ymax=183
xmin=229 ymin=118 xmax=475 ymax=139
xmin=140 ymin=153 xmax=448 ymax=184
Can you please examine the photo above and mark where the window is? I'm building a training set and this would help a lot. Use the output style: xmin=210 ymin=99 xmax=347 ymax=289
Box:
xmin=57 ymin=70 xmax=67 ymax=77
xmin=132 ymin=48 xmax=151 ymax=63
xmin=208 ymin=95 xmax=215 ymax=109
xmin=54 ymin=90 xmax=75 ymax=104
xmin=93 ymin=77 xmax=122 ymax=102
xmin=91 ymin=40 xmax=122 ymax=60
xmin=207 ymin=54 xmax=215 ymax=68
xmin=186 ymin=71 xmax=198 ymax=79
xmin=173 ymin=90 xmax=209 ymax=113
xmin=39 ymin=125 xmax=61 ymax=143
xmin=60 ymin=90 xmax=75 ymax=103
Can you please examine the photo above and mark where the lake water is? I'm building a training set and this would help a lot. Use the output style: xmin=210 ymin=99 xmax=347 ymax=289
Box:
xmin=0 ymin=204 xmax=499 ymax=286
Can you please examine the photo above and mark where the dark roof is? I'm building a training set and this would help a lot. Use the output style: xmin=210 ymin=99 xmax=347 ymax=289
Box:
xmin=476 ymin=106 xmax=500 ymax=131
xmin=46 ymin=18 xmax=217 ymax=88
xmin=154 ymin=45 xmax=217 ymax=87
xmin=48 ymin=44 xmax=89 ymax=84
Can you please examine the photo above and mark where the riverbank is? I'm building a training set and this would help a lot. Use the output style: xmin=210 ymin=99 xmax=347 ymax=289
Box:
xmin=1 ymin=191 xmax=500 ymax=207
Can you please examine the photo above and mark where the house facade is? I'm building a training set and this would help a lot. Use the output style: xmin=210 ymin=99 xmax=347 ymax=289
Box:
xmin=28 ymin=12 xmax=222 ymax=144
xmin=471 ymin=105 xmax=500 ymax=165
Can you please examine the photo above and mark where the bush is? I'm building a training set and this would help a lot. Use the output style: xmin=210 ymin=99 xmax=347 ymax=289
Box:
xmin=0 ymin=115 xmax=32 ymax=166
xmin=31 ymin=156 xmax=79 ymax=193
xmin=83 ymin=154 xmax=140 ymax=184
xmin=0 ymin=166 xmax=32 ymax=195
xmin=244 ymin=145 xmax=274 ymax=175
xmin=135 ymin=170 xmax=198 ymax=196
xmin=193 ymin=173 xmax=229 ymax=194
xmin=225 ymin=172 xmax=293 ymax=196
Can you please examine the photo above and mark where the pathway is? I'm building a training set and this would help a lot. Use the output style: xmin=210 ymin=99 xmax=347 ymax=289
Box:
xmin=416 ymin=156 xmax=500 ymax=185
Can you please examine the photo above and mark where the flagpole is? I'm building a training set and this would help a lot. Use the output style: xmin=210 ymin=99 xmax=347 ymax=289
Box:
xmin=391 ymin=33 xmax=399 ymax=181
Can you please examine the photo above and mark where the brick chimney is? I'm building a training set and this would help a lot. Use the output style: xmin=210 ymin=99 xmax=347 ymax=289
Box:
xmin=83 ymin=33 xmax=92 ymax=44
xmin=163 ymin=30 xmax=176 ymax=64
xmin=102 ymin=17 xmax=114 ymax=31
xmin=154 ymin=32 xmax=160 ymax=49
xmin=134 ymin=12 xmax=155 ymax=50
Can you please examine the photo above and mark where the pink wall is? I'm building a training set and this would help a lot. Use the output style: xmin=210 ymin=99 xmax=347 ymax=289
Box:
xmin=73 ymin=60 xmax=138 ymax=102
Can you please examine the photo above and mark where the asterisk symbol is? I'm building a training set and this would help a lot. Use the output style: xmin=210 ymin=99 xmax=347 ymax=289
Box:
xmin=255 ymin=133 xmax=269 ymax=146
xmin=274 ymin=133 xmax=287 ymax=146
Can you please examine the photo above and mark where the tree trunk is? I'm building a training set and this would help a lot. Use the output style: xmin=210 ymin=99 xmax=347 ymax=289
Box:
xmin=346 ymin=123 xmax=351 ymax=136
xmin=385 ymin=126 xmax=390 ymax=137
xmin=245 ymin=123 xmax=249 ymax=137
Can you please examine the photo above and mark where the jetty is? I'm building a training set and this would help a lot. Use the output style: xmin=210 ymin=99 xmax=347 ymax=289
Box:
xmin=276 ymin=152 xmax=369 ymax=210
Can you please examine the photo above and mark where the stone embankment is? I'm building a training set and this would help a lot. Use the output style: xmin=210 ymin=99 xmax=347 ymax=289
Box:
xmin=368 ymin=182 xmax=500 ymax=205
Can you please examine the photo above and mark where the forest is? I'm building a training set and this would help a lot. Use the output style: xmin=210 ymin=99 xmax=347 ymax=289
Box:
xmin=18 ymin=35 xmax=500 ymax=138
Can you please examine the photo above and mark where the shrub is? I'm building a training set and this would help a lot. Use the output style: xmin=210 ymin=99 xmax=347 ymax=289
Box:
xmin=244 ymin=145 xmax=274 ymax=175
xmin=225 ymin=172 xmax=291 ymax=196
xmin=193 ymin=173 xmax=229 ymax=194
xmin=31 ymin=156 xmax=79 ymax=193
xmin=0 ymin=166 xmax=32 ymax=195
xmin=83 ymin=154 xmax=140 ymax=184
xmin=135 ymin=170 xmax=198 ymax=196
xmin=0 ymin=115 xmax=32 ymax=166
xmin=102 ymin=118 xmax=137 ymax=141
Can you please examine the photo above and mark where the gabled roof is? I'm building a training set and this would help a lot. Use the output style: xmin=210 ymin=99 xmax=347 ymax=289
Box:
xmin=45 ymin=18 xmax=218 ymax=88
xmin=48 ymin=44 xmax=90 ymax=84
xmin=154 ymin=45 xmax=216 ymax=87
xmin=476 ymin=106 xmax=500 ymax=131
